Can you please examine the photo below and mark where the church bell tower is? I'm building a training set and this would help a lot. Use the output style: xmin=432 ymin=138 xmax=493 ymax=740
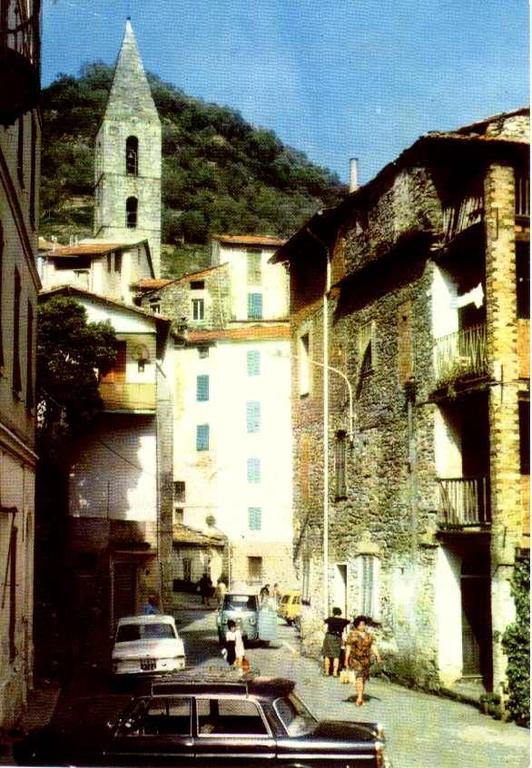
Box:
xmin=94 ymin=19 xmax=161 ymax=276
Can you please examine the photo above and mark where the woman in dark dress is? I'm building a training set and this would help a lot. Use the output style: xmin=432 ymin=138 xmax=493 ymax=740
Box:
xmin=344 ymin=615 xmax=381 ymax=705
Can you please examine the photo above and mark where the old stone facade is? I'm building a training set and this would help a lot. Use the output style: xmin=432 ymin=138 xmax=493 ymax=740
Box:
xmin=275 ymin=109 xmax=529 ymax=692
xmin=0 ymin=0 xmax=41 ymax=728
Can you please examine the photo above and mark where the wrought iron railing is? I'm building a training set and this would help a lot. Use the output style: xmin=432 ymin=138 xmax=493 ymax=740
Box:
xmin=442 ymin=194 xmax=484 ymax=242
xmin=433 ymin=324 xmax=488 ymax=386
xmin=515 ymin=174 xmax=530 ymax=219
xmin=99 ymin=382 xmax=156 ymax=411
xmin=437 ymin=477 xmax=490 ymax=527
xmin=0 ymin=0 xmax=40 ymax=66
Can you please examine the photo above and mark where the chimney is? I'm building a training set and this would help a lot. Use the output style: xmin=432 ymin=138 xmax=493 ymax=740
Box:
xmin=349 ymin=157 xmax=359 ymax=193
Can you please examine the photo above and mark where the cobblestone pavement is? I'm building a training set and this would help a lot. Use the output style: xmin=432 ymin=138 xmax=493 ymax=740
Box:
xmin=180 ymin=609 xmax=530 ymax=768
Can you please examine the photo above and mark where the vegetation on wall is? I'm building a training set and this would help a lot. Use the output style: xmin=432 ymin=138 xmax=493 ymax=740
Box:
xmin=41 ymin=62 xmax=346 ymax=267
xmin=502 ymin=557 xmax=530 ymax=725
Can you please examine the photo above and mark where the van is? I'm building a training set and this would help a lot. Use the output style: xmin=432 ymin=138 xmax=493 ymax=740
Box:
xmin=278 ymin=590 xmax=301 ymax=625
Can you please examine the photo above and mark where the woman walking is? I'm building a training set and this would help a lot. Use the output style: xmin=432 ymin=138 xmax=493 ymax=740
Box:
xmin=322 ymin=607 xmax=350 ymax=677
xmin=344 ymin=615 xmax=381 ymax=705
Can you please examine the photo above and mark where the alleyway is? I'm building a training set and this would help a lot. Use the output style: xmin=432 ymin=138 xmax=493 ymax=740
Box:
xmin=7 ymin=605 xmax=530 ymax=768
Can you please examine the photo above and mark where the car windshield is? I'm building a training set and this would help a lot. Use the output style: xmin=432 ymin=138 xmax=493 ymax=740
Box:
xmin=222 ymin=594 xmax=257 ymax=611
xmin=274 ymin=693 xmax=317 ymax=737
xmin=116 ymin=623 xmax=176 ymax=642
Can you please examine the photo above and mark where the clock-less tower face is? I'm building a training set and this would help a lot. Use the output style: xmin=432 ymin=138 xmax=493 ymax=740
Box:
xmin=94 ymin=20 xmax=162 ymax=277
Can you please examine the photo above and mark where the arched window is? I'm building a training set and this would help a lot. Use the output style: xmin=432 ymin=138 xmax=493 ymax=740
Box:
xmin=126 ymin=196 xmax=138 ymax=228
xmin=126 ymin=136 xmax=138 ymax=175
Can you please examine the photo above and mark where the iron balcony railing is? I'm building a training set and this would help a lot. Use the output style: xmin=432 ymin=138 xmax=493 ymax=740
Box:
xmin=442 ymin=194 xmax=484 ymax=242
xmin=437 ymin=477 xmax=491 ymax=527
xmin=515 ymin=174 xmax=530 ymax=219
xmin=99 ymin=382 xmax=156 ymax=412
xmin=0 ymin=0 xmax=41 ymax=123
xmin=433 ymin=324 xmax=488 ymax=387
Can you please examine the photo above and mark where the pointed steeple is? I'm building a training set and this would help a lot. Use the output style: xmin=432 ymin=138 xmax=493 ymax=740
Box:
xmin=104 ymin=19 xmax=158 ymax=122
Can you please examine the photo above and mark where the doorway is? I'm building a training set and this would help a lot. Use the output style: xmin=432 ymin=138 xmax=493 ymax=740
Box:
xmin=461 ymin=551 xmax=492 ymax=686
xmin=332 ymin=563 xmax=347 ymax=618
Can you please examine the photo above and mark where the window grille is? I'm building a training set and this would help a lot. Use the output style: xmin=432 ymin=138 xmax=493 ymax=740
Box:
xmin=358 ymin=554 xmax=380 ymax=620
xmin=247 ymin=350 xmax=260 ymax=376
xmin=246 ymin=401 xmax=261 ymax=433
xmin=248 ymin=507 xmax=262 ymax=530
xmin=196 ymin=375 xmax=209 ymax=401
xmin=247 ymin=458 xmax=261 ymax=483
xmin=247 ymin=293 xmax=263 ymax=320
xmin=247 ymin=249 xmax=262 ymax=285
xmin=196 ymin=424 xmax=209 ymax=451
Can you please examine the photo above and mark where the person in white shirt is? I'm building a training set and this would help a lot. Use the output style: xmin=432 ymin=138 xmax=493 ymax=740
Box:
xmin=224 ymin=619 xmax=244 ymax=667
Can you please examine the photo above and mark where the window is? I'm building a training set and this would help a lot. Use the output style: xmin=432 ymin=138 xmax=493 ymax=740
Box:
xmin=299 ymin=333 xmax=310 ymax=396
xmin=248 ymin=556 xmax=263 ymax=583
xmin=246 ymin=401 xmax=260 ymax=433
xmin=17 ymin=116 xmax=24 ymax=187
xmin=247 ymin=350 xmax=260 ymax=376
xmin=335 ymin=431 xmax=347 ymax=499
xmin=247 ymin=249 xmax=262 ymax=285
xmin=197 ymin=697 xmax=268 ymax=736
xmin=247 ymin=458 xmax=261 ymax=483
xmin=174 ymin=481 xmax=186 ymax=502
xmin=26 ymin=301 xmax=34 ymax=411
xmin=126 ymin=196 xmax=138 ymax=228
xmin=192 ymin=298 xmax=205 ymax=321
xmin=136 ymin=698 xmax=191 ymax=737
xmin=198 ymin=345 xmax=209 ymax=358
xmin=173 ymin=507 xmax=184 ymax=525
xmin=247 ymin=293 xmax=263 ymax=320
xmin=107 ymin=253 xmax=112 ymax=273
xmin=196 ymin=424 xmax=209 ymax=451
xmin=248 ymin=507 xmax=262 ymax=530
xmin=516 ymin=247 xmax=530 ymax=319
xmin=196 ymin=375 xmax=209 ymax=401
xmin=114 ymin=252 xmax=122 ymax=273
xmin=126 ymin=136 xmax=138 ymax=176
xmin=358 ymin=320 xmax=376 ymax=375
xmin=190 ymin=280 xmax=205 ymax=290
xmin=9 ymin=526 xmax=17 ymax=662
xmin=183 ymin=558 xmax=192 ymax=581
xmin=358 ymin=554 xmax=380 ymax=620
xmin=12 ymin=268 xmax=21 ymax=395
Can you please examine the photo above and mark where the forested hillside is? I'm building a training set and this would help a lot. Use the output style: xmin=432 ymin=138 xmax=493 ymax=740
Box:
xmin=41 ymin=63 xmax=346 ymax=275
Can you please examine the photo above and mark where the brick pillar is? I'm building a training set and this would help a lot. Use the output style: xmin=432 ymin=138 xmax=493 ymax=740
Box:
xmin=484 ymin=163 xmax=521 ymax=690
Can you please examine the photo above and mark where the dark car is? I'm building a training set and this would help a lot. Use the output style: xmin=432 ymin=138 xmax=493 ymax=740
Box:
xmin=14 ymin=671 xmax=391 ymax=767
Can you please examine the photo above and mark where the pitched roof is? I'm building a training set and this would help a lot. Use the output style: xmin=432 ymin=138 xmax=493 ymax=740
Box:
xmin=187 ymin=324 xmax=290 ymax=344
xmin=173 ymin=523 xmax=226 ymax=547
xmin=133 ymin=278 xmax=174 ymax=290
xmin=212 ymin=234 xmax=285 ymax=247
xmin=46 ymin=242 xmax=139 ymax=258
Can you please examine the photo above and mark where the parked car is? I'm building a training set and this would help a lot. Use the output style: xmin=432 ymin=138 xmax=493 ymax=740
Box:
xmin=14 ymin=671 xmax=391 ymax=766
xmin=111 ymin=614 xmax=185 ymax=677
xmin=278 ymin=589 xmax=301 ymax=625
xmin=216 ymin=591 xmax=260 ymax=643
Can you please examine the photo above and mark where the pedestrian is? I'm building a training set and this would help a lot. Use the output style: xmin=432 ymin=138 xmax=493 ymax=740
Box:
xmin=322 ymin=607 xmax=350 ymax=677
xmin=259 ymin=583 xmax=271 ymax=604
xmin=198 ymin=573 xmax=213 ymax=606
xmin=142 ymin=592 xmax=161 ymax=615
xmin=224 ymin=619 xmax=245 ymax=668
xmin=344 ymin=615 xmax=381 ymax=706
xmin=272 ymin=583 xmax=281 ymax=606
xmin=214 ymin=577 xmax=227 ymax=605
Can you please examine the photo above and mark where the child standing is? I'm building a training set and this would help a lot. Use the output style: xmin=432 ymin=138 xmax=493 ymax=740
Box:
xmin=224 ymin=619 xmax=245 ymax=667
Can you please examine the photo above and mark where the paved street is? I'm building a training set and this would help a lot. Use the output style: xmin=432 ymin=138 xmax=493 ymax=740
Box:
xmin=7 ymin=605 xmax=529 ymax=768
xmin=179 ymin=608 xmax=529 ymax=768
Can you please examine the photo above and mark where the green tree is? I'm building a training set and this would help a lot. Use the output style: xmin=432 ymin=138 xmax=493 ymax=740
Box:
xmin=37 ymin=296 xmax=117 ymax=452
xmin=502 ymin=558 xmax=530 ymax=725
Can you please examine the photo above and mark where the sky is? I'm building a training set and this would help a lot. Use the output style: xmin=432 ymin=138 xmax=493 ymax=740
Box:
xmin=42 ymin=0 xmax=529 ymax=185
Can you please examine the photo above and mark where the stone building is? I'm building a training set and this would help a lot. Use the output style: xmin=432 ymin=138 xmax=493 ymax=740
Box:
xmin=94 ymin=19 xmax=161 ymax=276
xmin=137 ymin=235 xmax=296 ymax=592
xmin=0 ymin=0 xmax=41 ymax=727
xmin=273 ymin=109 xmax=529 ymax=692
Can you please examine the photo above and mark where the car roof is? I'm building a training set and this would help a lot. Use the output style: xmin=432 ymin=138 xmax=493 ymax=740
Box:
xmin=150 ymin=673 xmax=295 ymax=699
xmin=117 ymin=614 xmax=176 ymax=625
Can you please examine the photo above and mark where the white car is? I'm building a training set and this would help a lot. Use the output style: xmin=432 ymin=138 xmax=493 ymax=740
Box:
xmin=111 ymin=614 xmax=186 ymax=677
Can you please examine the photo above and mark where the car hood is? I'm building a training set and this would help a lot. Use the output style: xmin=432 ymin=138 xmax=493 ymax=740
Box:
xmin=112 ymin=638 xmax=184 ymax=659
xmin=313 ymin=719 xmax=381 ymax=742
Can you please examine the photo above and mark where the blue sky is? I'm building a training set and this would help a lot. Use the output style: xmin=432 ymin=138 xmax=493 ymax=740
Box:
xmin=42 ymin=0 xmax=529 ymax=184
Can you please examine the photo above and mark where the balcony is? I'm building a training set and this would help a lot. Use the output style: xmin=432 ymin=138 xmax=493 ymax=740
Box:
xmin=433 ymin=324 xmax=488 ymax=388
xmin=99 ymin=382 xmax=155 ymax=412
xmin=437 ymin=477 xmax=491 ymax=528
xmin=0 ymin=1 xmax=40 ymax=125
xmin=442 ymin=194 xmax=483 ymax=243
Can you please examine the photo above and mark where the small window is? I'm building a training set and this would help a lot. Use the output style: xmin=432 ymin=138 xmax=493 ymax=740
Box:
xmin=358 ymin=320 xmax=376 ymax=376
xmin=174 ymin=481 xmax=186 ymax=502
xmin=247 ymin=293 xmax=263 ymax=320
xmin=174 ymin=507 xmax=184 ymax=525
xmin=519 ymin=401 xmax=530 ymax=474
xmin=192 ymin=298 xmax=205 ymax=321
xmin=115 ymin=252 xmax=122 ymax=273
xmin=197 ymin=697 xmax=268 ymax=736
xmin=335 ymin=430 xmax=347 ymax=499
xmin=246 ymin=401 xmax=260 ymax=433
xmin=196 ymin=375 xmax=209 ymax=402
xmin=248 ymin=507 xmax=262 ymax=530
xmin=299 ymin=333 xmax=310 ymax=396
xmin=247 ymin=458 xmax=261 ymax=483
xmin=358 ymin=554 xmax=380 ymax=620
xmin=196 ymin=424 xmax=209 ymax=451
xmin=126 ymin=196 xmax=138 ymax=228
xmin=247 ymin=350 xmax=260 ymax=376
xmin=12 ymin=267 xmax=21 ymax=396
xmin=247 ymin=249 xmax=262 ymax=285
xmin=198 ymin=345 xmax=209 ymax=358
xmin=107 ymin=253 xmax=112 ymax=273
xmin=190 ymin=280 xmax=205 ymax=290
xmin=126 ymin=136 xmax=138 ymax=176
xmin=247 ymin=556 xmax=263 ymax=583
xmin=516 ymin=247 xmax=530 ymax=320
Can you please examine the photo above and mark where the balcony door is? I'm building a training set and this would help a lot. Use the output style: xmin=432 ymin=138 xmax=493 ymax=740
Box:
xmin=460 ymin=552 xmax=492 ymax=684
xmin=101 ymin=340 xmax=127 ymax=383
